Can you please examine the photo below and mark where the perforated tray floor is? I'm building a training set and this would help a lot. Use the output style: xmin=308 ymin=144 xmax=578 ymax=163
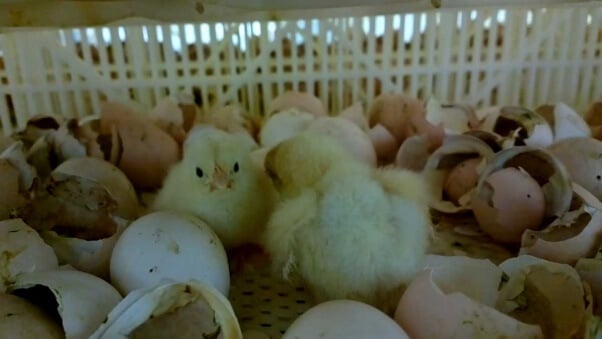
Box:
xmin=229 ymin=264 xmax=314 ymax=338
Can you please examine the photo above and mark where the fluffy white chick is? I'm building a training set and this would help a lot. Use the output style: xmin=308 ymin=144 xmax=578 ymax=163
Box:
xmin=263 ymin=131 xmax=432 ymax=314
xmin=153 ymin=126 xmax=277 ymax=249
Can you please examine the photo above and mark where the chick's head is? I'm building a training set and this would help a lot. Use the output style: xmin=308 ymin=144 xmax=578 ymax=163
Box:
xmin=182 ymin=127 xmax=257 ymax=193
xmin=265 ymin=132 xmax=355 ymax=195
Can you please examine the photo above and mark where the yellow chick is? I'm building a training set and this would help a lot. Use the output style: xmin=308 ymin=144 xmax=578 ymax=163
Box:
xmin=263 ymin=131 xmax=432 ymax=314
xmin=152 ymin=126 xmax=277 ymax=249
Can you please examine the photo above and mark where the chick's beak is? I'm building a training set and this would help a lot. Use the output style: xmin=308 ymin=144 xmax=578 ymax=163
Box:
xmin=210 ymin=166 xmax=230 ymax=191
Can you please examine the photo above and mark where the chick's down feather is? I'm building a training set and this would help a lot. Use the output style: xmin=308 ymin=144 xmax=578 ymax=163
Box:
xmin=153 ymin=126 xmax=277 ymax=248
xmin=263 ymin=132 xmax=432 ymax=314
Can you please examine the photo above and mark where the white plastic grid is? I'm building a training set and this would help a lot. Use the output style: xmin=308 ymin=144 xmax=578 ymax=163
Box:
xmin=0 ymin=6 xmax=600 ymax=136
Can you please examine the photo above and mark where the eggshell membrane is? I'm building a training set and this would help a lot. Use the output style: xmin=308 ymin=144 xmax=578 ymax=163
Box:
xmin=306 ymin=116 xmax=377 ymax=166
xmin=0 ymin=293 xmax=64 ymax=339
xmin=10 ymin=269 xmax=123 ymax=339
xmin=549 ymin=137 xmax=602 ymax=201
xmin=284 ymin=300 xmax=409 ymax=339
xmin=110 ymin=211 xmax=230 ymax=297
xmin=267 ymin=91 xmax=326 ymax=117
xmin=472 ymin=167 xmax=546 ymax=243
xmin=0 ymin=219 xmax=58 ymax=292
xmin=395 ymin=269 xmax=543 ymax=339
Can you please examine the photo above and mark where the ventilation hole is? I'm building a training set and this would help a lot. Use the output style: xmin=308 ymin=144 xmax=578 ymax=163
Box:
xmin=244 ymin=278 xmax=254 ymax=283
xmin=295 ymin=300 xmax=306 ymax=304
xmin=277 ymin=292 xmax=288 ymax=297
xmin=527 ymin=194 xmax=531 ymax=198
xmin=263 ymin=298 xmax=272 ymax=302
xmin=260 ymin=323 xmax=272 ymax=328
xmin=259 ymin=285 xmax=270 ymax=290
xmin=240 ymin=316 xmax=254 ymax=322
xmin=242 ymin=291 xmax=254 ymax=296
xmin=260 ymin=310 xmax=272 ymax=315
xmin=278 ymin=316 xmax=292 ymax=321
xmin=295 ymin=287 xmax=305 ymax=292
xmin=280 ymin=330 xmax=286 ymax=334
xmin=242 ymin=304 xmax=253 ymax=309
xmin=597 ymin=175 xmax=601 ymax=181
xmin=280 ymin=305 xmax=290 ymax=310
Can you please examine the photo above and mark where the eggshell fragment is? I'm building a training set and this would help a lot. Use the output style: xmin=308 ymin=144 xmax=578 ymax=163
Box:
xmin=367 ymin=93 xmax=422 ymax=142
xmin=497 ymin=256 xmax=588 ymax=339
xmin=395 ymin=269 xmax=543 ymax=339
xmin=110 ymin=211 xmax=230 ymax=297
xmin=472 ymin=167 xmax=546 ymax=243
xmin=0 ymin=219 xmax=58 ymax=292
xmin=9 ymin=269 xmax=123 ymax=339
xmin=394 ymin=134 xmax=431 ymax=172
xmin=425 ymin=97 xmax=479 ymax=134
xmin=549 ymin=137 xmax=602 ymax=201
xmin=535 ymin=102 xmax=591 ymax=141
xmin=444 ymin=157 xmax=482 ymax=205
xmin=0 ymin=293 xmax=64 ymax=338
xmin=479 ymin=106 xmax=554 ymax=148
xmin=370 ymin=124 xmax=398 ymax=162
xmin=284 ymin=300 xmax=409 ymax=339
xmin=267 ymin=91 xmax=326 ymax=117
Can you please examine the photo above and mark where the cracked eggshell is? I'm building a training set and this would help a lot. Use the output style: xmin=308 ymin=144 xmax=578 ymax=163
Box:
xmin=549 ymin=137 xmax=602 ymax=201
xmin=479 ymin=106 xmax=554 ymax=148
xmin=520 ymin=183 xmax=602 ymax=265
xmin=90 ymin=280 xmax=242 ymax=339
xmin=0 ymin=292 xmax=64 ymax=338
xmin=497 ymin=255 xmax=588 ymax=339
xmin=40 ymin=217 xmax=129 ymax=280
xmin=0 ymin=219 xmax=58 ymax=292
xmin=110 ymin=211 xmax=230 ymax=297
xmin=535 ymin=103 xmax=591 ymax=142
xmin=284 ymin=300 xmax=409 ymax=339
xmin=471 ymin=147 xmax=573 ymax=239
xmin=395 ymin=268 xmax=543 ymax=339
xmin=421 ymin=134 xmax=496 ymax=213
xmin=425 ymin=97 xmax=480 ymax=134
xmin=8 ymin=269 xmax=122 ymax=339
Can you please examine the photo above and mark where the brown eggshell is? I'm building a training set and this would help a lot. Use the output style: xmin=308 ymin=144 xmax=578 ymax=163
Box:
xmin=394 ymin=269 xmax=543 ymax=339
xmin=472 ymin=167 xmax=546 ymax=243
xmin=367 ymin=93 xmax=422 ymax=142
xmin=99 ymin=101 xmax=180 ymax=190
xmin=585 ymin=102 xmax=602 ymax=126
xmin=267 ymin=91 xmax=326 ymax=117
xmin=444 ymin=157 xmax=482 ymax=205
xmin=369 ymin=124 xmax=399 ymax=162
xmin=406 ymin=108 xmax=446 ymax=152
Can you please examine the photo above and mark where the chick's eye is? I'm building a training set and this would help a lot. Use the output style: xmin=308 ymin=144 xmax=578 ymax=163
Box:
xmin=196 ymin=167 xmax=204 ymax=178
xmin=233 ymin=162 xmax=239 ymax=173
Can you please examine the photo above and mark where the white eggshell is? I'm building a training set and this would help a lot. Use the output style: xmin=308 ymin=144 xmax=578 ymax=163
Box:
xmin=90 ymin=280 xmax=242 ymax=339
xmin=110 ymin=211 xmax=230 ymax=296
xmin=9 ymin=269 xmax=122 ymax=339
xmin=552 ymin=102 xmax=591 ymax=141
xmin=283 ymin=300 xmax=409 ymax=339
xmin=41 ymin=217 xmax=129 ymax=280
xmin=0 ymin=219 xmax=58 ymax=292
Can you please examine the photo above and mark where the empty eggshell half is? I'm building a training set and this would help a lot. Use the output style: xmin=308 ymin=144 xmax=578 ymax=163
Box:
xmin=425 ymin=97 xmax=479 ymax=134
xmin=520 ymin=183 xmax=602 ymax=265
xmin=0 ymin=292 xmax=65 ymax=338
xmin=90 ymin=280 xmax=242 ymax=339
xmin=497 ymin=255 xmax=588 ymax=339
xmin=284 ymin=300 xmax=409 ymax=339
xmin=535 ymin=102 xmax=591 ymax=142
xmin=0 ymin=219 xmax=58 ymax=292
xmin=395 ymin=268 xmax=543 ymax=339
xmin=8 ymin=269 xmax=123 ymax=339
xmin=421 ymin=134 xmax=496 ymax=213
xmin=479 ymin=106 xmax=554 ymax=148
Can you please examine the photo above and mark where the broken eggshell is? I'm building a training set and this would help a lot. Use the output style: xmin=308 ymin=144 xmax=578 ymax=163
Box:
xmin=421 ymin=134 xmax=496 ymax=213
xmin=479 ymin=106 xmax=554 ymax=148
xmin=425 ymin=97 xmax=480 ymax=135
xmin=8 ymin=269 xmax=123 ymax=339
xmin=267 ymin=91 xmax=327 ymax=117
xmin=0 ymin=219 xmax=58 ymax=292
xmin=535 ymin=102 xmax=591 ymax=142
xmin=497 ymin=255 xmax=589 ymax=339
xmin=394 ymin=268 xmax=543 ymax=339
xmin=394 ymin=134 xmax=431 ymax=172
xmin=520 ymin=183 xmax=602 ymax=265
xmin=471 ymin=146 xmax=573 ymax=243
xmin=0 ymin=292 xmax=65 ymax=338
xmin=259 ymin=108 xmax=315 ymax=148
xmin=548 ymin=137 xmax=602 ymax=201
xmin=90 ymin=280 xmax=242 ymax=339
